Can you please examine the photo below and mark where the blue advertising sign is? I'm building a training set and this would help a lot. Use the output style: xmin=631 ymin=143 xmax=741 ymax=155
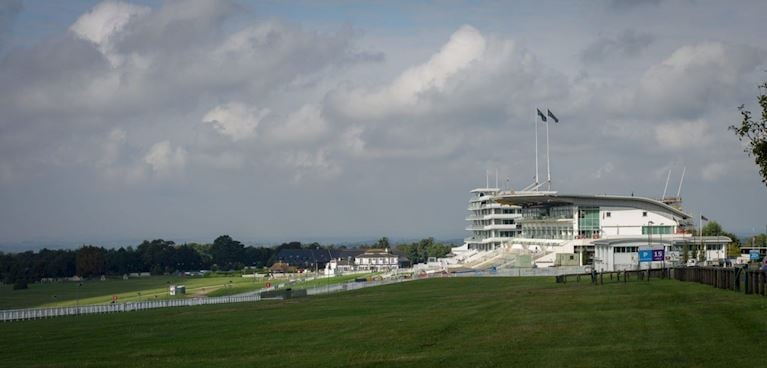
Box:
xmin=750 ymin=250 xmax=761 ymax=261
xmin=652 ymin=248 xmax=665 ymax=261
xmin=639 ymin=249 xmax=652 ymax=262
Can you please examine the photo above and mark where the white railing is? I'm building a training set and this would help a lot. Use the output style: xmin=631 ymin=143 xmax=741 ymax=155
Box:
xmin=0 ymin=294 xmax=263 ymax=322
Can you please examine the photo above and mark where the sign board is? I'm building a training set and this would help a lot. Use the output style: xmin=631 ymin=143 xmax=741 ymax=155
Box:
xmin=639 ymin=247 xmax=664 ymax=262
xmin=750 ymin=250 xmax=761 ymax=261
xmin=639 ymin=248 xmax=652 ymax=262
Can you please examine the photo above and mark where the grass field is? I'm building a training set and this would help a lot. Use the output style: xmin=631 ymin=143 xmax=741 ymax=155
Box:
xmin=2 ymin=277 xmax=766 ymax=367
xmin=0 ymin=274 xmax=375 ymax=309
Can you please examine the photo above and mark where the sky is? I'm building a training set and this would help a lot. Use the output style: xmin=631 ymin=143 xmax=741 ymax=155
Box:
xmin=1 ymin=0 xmax=766 ymax=249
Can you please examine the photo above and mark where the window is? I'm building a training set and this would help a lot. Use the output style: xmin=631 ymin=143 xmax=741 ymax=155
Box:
xmin=606 ymin=212 xmax=611 ymax=218
xmin=642 ymin=211 xmax=647 ymax=217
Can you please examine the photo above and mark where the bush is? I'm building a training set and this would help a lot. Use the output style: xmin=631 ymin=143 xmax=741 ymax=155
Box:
xmin=12 ymin=279 xmax=28 ymax=290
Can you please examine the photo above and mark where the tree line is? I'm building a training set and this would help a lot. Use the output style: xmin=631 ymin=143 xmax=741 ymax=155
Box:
xmin=0 ymin=235 xmax=454 ymax=286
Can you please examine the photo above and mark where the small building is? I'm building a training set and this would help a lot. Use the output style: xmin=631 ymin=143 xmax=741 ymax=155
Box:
xmin=355 ymin=248 xmax=399 ymax=272
xmin=592 ymin=236 xmax=731 ymax=271
xmin=169 ymin=285 xmax=186 ymax=296
xmin=324 ymin=258 xmax=355 ymax=275
xmin=554 ymin=253 xmax=581 ymax=267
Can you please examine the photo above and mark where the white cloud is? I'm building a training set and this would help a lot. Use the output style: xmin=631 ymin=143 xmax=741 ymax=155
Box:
xmin=654 ymin=120 xmax=711 ymax=150
xmin=269 ymin=104 xmax=328 ymax=143
xmin=593 ymin=162 xmax=615 ymax=179
xmin=69 ymin=0 xmax=150 ymax=66
xmin=330 ymin=25 xmax=486 ymax=120
xmin=202 ymin=102 xmax=270 ymax=141
xmin=636 ymin=42 xmax=764 ymax=118
xmin=282 ymin=149 xmax=341 ymax=182
xmin=143 ymin=140 xmax=186 ymax=175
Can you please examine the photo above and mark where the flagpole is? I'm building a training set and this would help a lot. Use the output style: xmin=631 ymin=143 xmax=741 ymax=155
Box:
xmin=546 ymin=115 xmax=551 ymax=191
xmin=535 ymin=110 xmax=539 ymax=188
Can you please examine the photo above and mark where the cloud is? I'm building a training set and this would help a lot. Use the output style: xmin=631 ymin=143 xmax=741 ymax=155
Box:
xmin=635 ymin=42 xmax=764 ymax=118
xmin=268 ymin=104 xmax=328 ymax=143
xmin=654 ymin=120 xmax=711 ymax=150
xmin=3 ymin=2 xmax=767 ymax=243
xmin=329 ymin=25 xmax=487 ymax=120
xmin=581 ymin=29 xmax=654 ymax=64
xmin=69 ymin=0 xmax=150 ymax=67
xmin=702 ymin=162 xmax=728 ymax=182
xmin=608 ymin=0 xmax=662 ymax=11
xmin=143 ymin=140 xmax=187 ymax=175
xmin=98 ymin=129 xmax=127 ymax=167
xmin=202 ymin=102 xmax=270 ymax=141
xmin=0 ymin=0 xmax=22 ymax=52
xmin=282 ymin=149 xmax=341 ymax=183
xmin=593 ymin=162 xmax=615 ymax=179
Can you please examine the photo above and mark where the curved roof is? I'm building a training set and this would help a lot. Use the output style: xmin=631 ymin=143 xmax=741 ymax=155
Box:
xmin=593 ymin=236 xmax=732 ymax=246
xmin=494 ymin=192 xmax=690 ymax=220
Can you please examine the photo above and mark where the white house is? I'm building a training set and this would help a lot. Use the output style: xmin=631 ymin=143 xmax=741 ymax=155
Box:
xmin=355 ymin=248 xmax=399 ymax=272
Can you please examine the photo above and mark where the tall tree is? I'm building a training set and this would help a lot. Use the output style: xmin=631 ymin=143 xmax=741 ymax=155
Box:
xmin=76 ymin=245 xmax=106 ymax=277
xmin=210 ymin=235 xmax=245 ymax=270
xmin=730 ymin=81 xmax=767 ymax=185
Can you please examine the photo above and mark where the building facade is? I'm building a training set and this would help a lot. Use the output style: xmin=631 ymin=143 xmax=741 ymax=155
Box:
xmin=464 ymin=188 xmax=522 ymax=251
xmin=459 ymin=190 xmax=731 ymax=271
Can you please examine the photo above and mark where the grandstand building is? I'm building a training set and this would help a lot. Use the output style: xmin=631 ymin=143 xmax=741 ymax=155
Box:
xmin=452 ymin=190 xmax=731 ymax=271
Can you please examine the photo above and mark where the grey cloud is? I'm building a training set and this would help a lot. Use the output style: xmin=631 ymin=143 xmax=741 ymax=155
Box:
xmin=607 ymin=0 xmax=663 ymax=11
xmin=0 ymin=0 xmax=22 ymax=52
xmin=581 ymin=29 xmax=655 ymax=64
xmin=2 ymin=1 xmax=767 ymax=245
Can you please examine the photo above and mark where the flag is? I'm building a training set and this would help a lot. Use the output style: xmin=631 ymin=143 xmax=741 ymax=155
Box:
xmin=547 ymin=109 xmax=559 ymax=123
xmin=537 ymin=108 xmax=547 ymax=122
xmin=701 ymin=215 xmax=709 ymax=221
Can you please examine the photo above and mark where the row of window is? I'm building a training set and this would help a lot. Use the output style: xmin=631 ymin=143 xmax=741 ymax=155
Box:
xmin=604 ymin=211 xmax=648 ymax=218
xmin=614 ymin=246 xmax=640 ymax=253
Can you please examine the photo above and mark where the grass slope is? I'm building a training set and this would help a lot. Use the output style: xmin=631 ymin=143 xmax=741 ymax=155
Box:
xmin=2 ymin=277 xmax=766 ymax=368
xmin=0 ymin=276 xmax=263 ymax=309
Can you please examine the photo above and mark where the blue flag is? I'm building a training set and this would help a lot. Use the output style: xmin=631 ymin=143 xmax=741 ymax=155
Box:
xmin=547 ymin=109 xmax=559 ymax=123
xmin=537 ymin=108 xmax=547 ymax=122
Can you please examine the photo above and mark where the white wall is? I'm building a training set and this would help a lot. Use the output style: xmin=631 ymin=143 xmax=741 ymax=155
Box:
xmin=600 ymin=207 xmax=677 ymax=237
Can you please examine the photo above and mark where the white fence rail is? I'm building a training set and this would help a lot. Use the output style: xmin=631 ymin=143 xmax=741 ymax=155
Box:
xmin=0 ymin=294 xmax=262 ymax=323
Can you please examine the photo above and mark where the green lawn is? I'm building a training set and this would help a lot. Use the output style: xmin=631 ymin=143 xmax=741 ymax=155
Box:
xmin=1 ymin=277 xmax=766 ymax=367
xmin=0 ymin=274 xmax=380 ymax=309
xmin=207 ymin=273 xmax=377 ymax=297
xmin=0 ymin=276 xmax=268 ymax=309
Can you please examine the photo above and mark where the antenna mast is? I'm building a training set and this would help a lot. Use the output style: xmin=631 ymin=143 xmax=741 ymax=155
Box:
xmin=676 ymin=167 xmax=686 ymax=198
xmin=662 ymin=169 xmax=671 ymax=199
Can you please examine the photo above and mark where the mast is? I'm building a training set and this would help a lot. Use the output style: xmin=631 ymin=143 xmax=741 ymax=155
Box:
xmin=546 ymin=115 xmax=551 ymax=191
xmin=662 ymin=169 xmax=671 ymax=199
xmin=534 ymin=110 xmax=539 ymax=189
xmin=676 ymin=167 xmax=686 ymax=198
